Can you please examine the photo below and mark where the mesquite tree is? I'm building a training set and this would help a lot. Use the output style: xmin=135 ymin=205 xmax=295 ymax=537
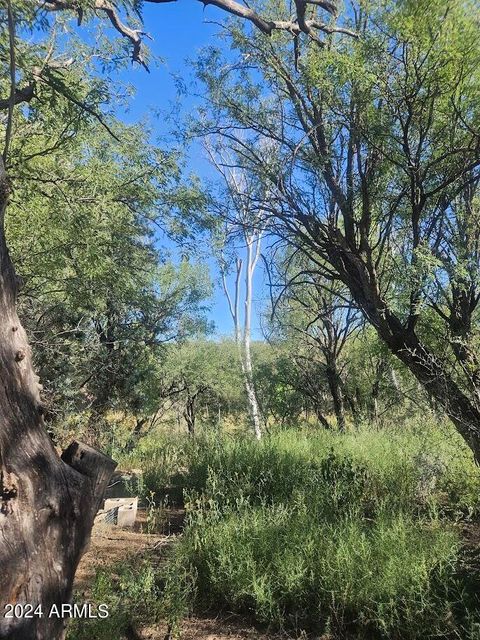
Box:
xmin=270 ymin=254 xmax=361 ymax=430
xmin=0 ymin=7 xmax=121 ymax=639
xmin=0 ymin=157 xmax=116 ymax=640
xmin=191 ymin=0 xmax=480 ymax=462
xmin=2 ymin=0 xmax=479 ymax=638
xmin=0 ymin=1 xmax=344 ymax=636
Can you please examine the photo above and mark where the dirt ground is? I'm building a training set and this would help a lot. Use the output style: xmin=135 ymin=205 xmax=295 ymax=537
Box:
xmin=75 ymin=509 xmax=168 ymax=592
xmin=74 ymin=509 xmax=296 ymax=640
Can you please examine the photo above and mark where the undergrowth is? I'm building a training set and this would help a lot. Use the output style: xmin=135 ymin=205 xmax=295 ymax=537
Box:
xmin=71 ymin=421 xmax=480 ymax=639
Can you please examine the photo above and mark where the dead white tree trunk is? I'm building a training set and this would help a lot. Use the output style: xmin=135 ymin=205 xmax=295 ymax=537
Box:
xmin=207 ymin=139 xmax=266 ymax=439
xmin=221 ymin=239 xmax=263 ymax=439
xmin=243 ymin=234 xmax=262 ymax=439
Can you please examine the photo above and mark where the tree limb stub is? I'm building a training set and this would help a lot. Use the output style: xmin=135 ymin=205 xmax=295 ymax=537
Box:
xmin=61 ymin=441 xmax=117 ymax=514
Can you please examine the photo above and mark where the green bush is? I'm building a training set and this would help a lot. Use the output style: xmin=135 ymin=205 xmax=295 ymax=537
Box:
xmin=171 ymin=507 xmax=460 ymax=638
xmin=173 ymin=425 xmax=480 ymax=518
xmin=126 ymin=422 xmax=480 ymax=638
xmin=67 ymin=560 xmax=162 ymax=640
xmin=122 ymin=431 xmax=190 ymax=504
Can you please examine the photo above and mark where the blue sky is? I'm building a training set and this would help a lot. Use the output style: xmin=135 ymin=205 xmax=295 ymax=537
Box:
xmin=93 ymin=1 xmax=268 ymax=339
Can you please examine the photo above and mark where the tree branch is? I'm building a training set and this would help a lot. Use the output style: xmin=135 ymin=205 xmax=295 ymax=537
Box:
xmin=40 ymin=0 xmax=356 ymax=67
xmin=0 ymin=83 xmax=34 ymax=112
xmin=3 ymin=0 xmax=16 ymax=163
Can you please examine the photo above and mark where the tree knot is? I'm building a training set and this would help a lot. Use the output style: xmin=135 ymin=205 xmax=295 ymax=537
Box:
xmin=1 ymin=478 xmax=17 ymax=516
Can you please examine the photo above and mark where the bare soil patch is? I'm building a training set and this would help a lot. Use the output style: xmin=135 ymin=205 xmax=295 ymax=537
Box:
xmin=73 ymin=508 xmax=297 ymax=639
xmin=75 ymin=508 xmax=172 ymax=592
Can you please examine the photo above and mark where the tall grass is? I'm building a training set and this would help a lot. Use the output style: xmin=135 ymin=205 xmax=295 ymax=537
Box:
xmin=175 ymin=508 xmax=459 ymax=638
xmin=132 ymin=422 xmax=480 ymax=517
xmin=117 ymin=421 xmax=480 ymax=638
xmin=67 ymin=561 xmax=162 ymax=640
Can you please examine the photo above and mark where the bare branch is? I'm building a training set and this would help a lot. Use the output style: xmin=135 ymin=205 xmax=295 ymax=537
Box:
xmin=40 ymin=0 xmax=356 ymax=66
xmin=42 ymin=0 xmax=152 ymax=68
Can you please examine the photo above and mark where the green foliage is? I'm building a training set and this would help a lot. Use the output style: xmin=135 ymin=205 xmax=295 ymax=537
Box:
xmin=131 ymin=422 xmax=480 ymax=638
xmin=3 ymin=6 xmax=480 ymax=638
xmin=253 ymin=342 xmax=309 ymax=425
xmin=67 ymin=560 xmax=162 ymax=640
xmin=128 ymin=431 xmax=190 ymax=504
xmin=157 ymin=339 xmax=246 ymax=435
xmin=162 ymin=340 xmax=244 ymax=404
xmin=175 ymin=425 xmax=480 ymax=518
xmin=0 ymin=1 xmax=215 ymax=448
xmin=177 ymin=509 xmax=459 ymax=638
xmin=191 ymin=0 xmax=480 ymax=412
xmin=3 ymin=39 xmax=211 ymax=442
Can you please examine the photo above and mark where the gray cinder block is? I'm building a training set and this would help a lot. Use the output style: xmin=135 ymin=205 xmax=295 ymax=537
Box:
xmin=101 ymin=496 xmax=138 ymax=527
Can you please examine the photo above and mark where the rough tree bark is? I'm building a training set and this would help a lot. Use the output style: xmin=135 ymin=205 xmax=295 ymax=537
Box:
xmin=326 ymin=234 xmax=480 ymax=463
xmin=325 ymin=360 xmax=346 ymax=431
xmin=0 ymin=159 xmax=116 ymax=640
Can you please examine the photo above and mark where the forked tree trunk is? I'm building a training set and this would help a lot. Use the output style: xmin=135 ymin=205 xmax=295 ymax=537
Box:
xmin=0 ymin=161 xmax=116 ymax=640
xmin=222 ymin=244 xmax=262 ymax=440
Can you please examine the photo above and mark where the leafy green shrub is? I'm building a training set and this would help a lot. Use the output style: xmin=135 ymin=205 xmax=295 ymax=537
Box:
xmin=67 ymin=560 xmax=162 ymax=640
xmin=129 ymin=421 xmax=480 ymax=517
xmin=126 ymin=422 xmax=480 ymax=638
xmin=168 ymin=507 xmax=462 ymax=638
xmin=123 ymin=432 xmax=189 ymax=504
xmin=172 ymin=426 xmax=480 ymax=518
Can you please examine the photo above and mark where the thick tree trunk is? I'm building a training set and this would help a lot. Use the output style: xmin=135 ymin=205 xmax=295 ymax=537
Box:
xmin=0 ymin=161 xmax=116 ymax=640
xmin=125 ymin=416 xmax=148 ymax=453
xmin=183 ymin=395 xmax=196 ymax=436
xmin=327 ymin=235 xmax=480 ymax=463
xmin=325 ymin=362 xmax=346 ymax=431
xmin=388 ymin=334 xmax=480 ymax=462
xmin=315 ymin=408 xmax=331 ymax=430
